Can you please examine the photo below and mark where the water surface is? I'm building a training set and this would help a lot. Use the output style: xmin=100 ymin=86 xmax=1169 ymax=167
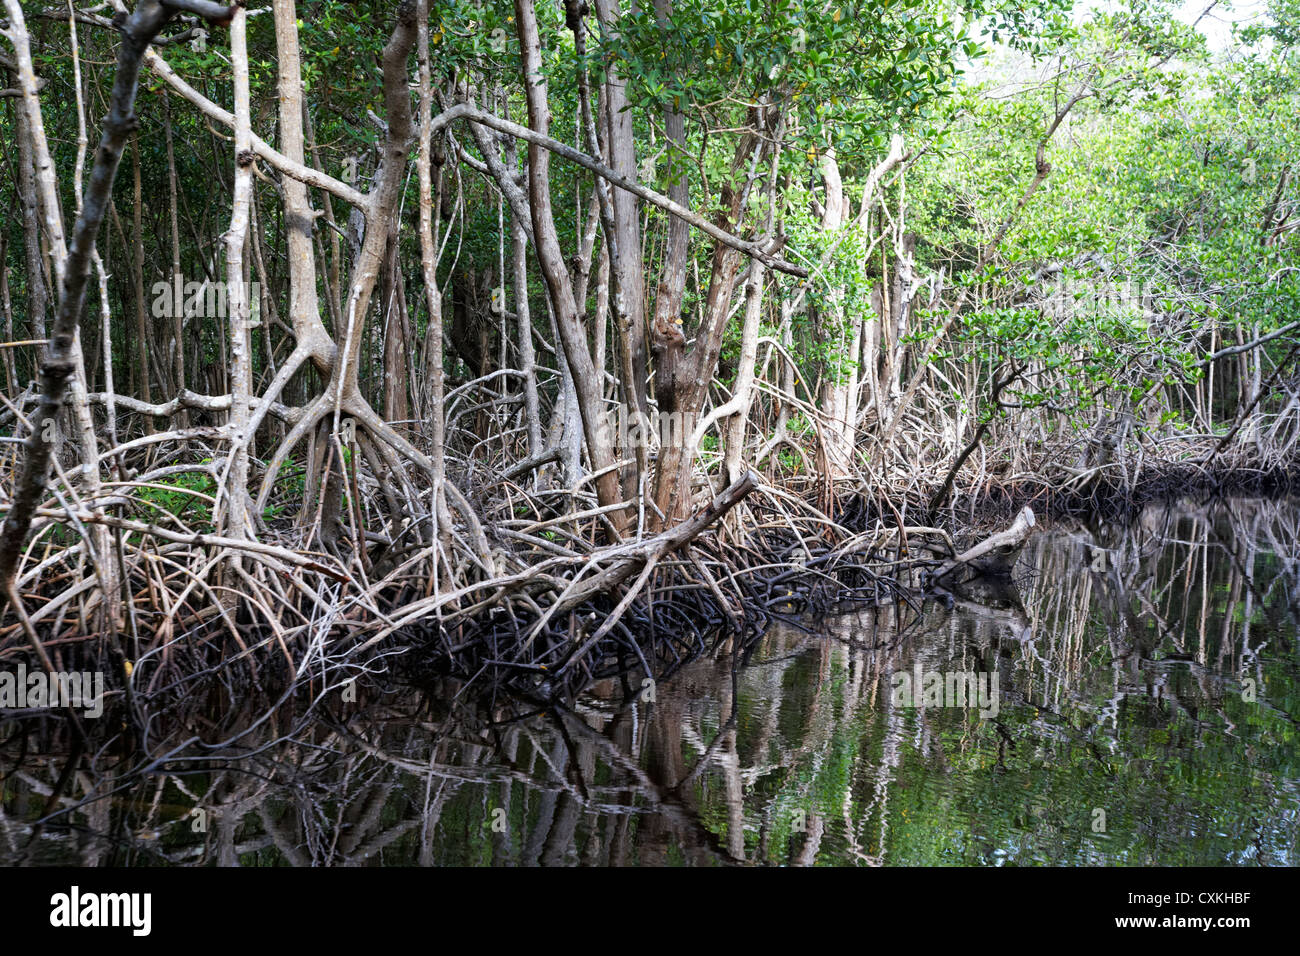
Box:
xmin=3 ymin=497 xmax=1297 ymax=865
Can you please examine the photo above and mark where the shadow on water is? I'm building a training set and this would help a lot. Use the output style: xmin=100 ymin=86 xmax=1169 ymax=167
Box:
xmin=2 ymin=496 xmax=1298 ymax=865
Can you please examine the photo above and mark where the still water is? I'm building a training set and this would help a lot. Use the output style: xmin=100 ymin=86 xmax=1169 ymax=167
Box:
xmin=3 ymin=497 xmax=1298 ymax=865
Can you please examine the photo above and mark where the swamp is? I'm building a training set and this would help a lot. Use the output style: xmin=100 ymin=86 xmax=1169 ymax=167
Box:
xmin=0 ymin=0 xmax=1297 ymax=869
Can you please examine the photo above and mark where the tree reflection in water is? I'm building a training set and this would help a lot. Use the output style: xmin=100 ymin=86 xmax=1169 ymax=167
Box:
xmin=2 ymin=497 xmax=1297 ymax=866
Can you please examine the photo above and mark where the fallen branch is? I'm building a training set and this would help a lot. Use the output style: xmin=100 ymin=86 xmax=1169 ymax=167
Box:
xmin=929 ymin=506 xmax=1036 ymax=583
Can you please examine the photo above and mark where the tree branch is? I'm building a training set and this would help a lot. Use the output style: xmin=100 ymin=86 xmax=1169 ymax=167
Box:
xmin=0 ymin=0 xmax=178 ymax=591
xmin=433 ymin=102 xmax=808 ymax=278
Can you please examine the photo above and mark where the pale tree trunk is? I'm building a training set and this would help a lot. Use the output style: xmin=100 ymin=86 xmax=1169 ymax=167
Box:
xmin=0 ymin=0 xmax=225 ymax=633
xmin=0 ymin=236 xmax=11 ymax=394
xmin=130 ymin=139 xmax=154 ymax=428
xmin=68 ymin=10 xmax=122 ymax=623
xmin=163 ymin=91 xmax=186 ymax=417
xmin=723 ymin=260 xmax=766 ymax=485
xmin=382 ymin=233 xmax=412 ymax=426
xmin=861 ymin=282 xmax=883 ymax=427
xmin=651 ymin=104 xmax=772 ymax=527
xmin=546 ymin=298 xmax=585 ymax=485
xmin=717 ymin=139 xmax=782 ymax=487
xmin=416 ymin=0 xmax=454 ymax=557
xmin=12 ymin=95 xmax=48 ymax=343
xmin=514 ymin=0 xmax=627 ymax=533
xmin=592 ymin=0 xmax=649 ymax=430
xmin=593 ymin=244 xmax=610 ymax=402
xmin=512 ymin=210 xmax=543 ymax=458
xmin=815 ymin=149 xmax=856 ymax=476
xmin=220 ymin=3 xmax=253 ymax=543
xmin=889 ymin=230 xmax=919 ymax=403
xmin=58 ymin=7 xmax=120 ymax=626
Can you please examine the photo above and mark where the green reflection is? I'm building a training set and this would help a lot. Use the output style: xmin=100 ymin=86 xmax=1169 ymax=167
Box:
xmin=2 ymin=497 xmax=1297 ymax=866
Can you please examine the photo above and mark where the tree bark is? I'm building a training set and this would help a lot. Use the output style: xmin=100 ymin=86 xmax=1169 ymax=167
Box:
xmin=416 ymin=0 xmax=454 ymax=555
xmin=514 ymin=0 xmax=626 ymax=533
xmin=0 ymin=0 xmax=234 ymax=592
xmin=219 ymin=2 xmax=254 ymax=542
xmin=651 ymin=104 xmax=773 ymax=527
xmin=130 ymin=138 xmax=154 ymax=427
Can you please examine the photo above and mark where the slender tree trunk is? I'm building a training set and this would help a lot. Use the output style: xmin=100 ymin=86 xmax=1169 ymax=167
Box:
xmin=0 ymin=0 xmax=205 ymax=603
xmin=163 ymin=91 xmax=187 ymax=417
xmin=130 ymin=138 xmax=154 ymax=429
xmin=220 ymin=4 xmax=254 ymax=543
xmin=513 ymin=209 xmax=543 ymax=458
xmin=416 ymin=0 xmax=454 ymax=554
xmin=815 ymin=149 xmax=856 ymax=475
xmin=514 ymin=0 xmax=626 ymax=532
xmin=592 ymin=0 xmax=649 ymax=425
xmin=723 ymin=259 xmax=766 ymax=485
xmin=12 ymin=96 xmax=49 ymax=344
xmin=381 ymin=233 xmax=411 ymax=426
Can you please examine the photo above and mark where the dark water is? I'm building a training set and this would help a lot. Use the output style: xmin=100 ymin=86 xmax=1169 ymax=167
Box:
xmin=3 ymin=497 xmax=1298 ymax=865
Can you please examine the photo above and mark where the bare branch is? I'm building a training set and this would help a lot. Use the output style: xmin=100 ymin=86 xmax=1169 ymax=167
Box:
xmin=432 ymin=103 xmax=808 ymax=278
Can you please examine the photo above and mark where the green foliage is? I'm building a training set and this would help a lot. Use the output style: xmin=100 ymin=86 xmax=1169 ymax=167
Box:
xmin=136 ymin=468 xmax=216 ymax=529
xmin=900 ymin=0 xmax=1299 ymax=430
xmin=262 ymin=460 xmax=307 ymax=521
xmin=604 ymin=0 xmax=1070 ymax=167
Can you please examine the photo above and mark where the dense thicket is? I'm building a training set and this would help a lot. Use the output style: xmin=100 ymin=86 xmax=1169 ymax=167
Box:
xmin=0 ymin=0 xmax=1295 ymax=719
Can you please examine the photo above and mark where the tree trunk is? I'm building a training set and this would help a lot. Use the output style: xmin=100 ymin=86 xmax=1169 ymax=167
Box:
xmin=816 ymin=149 xmax=856 ymax=476
xmin=514 ymin=0 xmax=627 ymax=533
xmin=220 ymin=3 xmax=254 ymax=542
xmin=0 ymin=0 xmax=206 ymax=600
xmin=651 ymin=104 xmax=772 ymax=527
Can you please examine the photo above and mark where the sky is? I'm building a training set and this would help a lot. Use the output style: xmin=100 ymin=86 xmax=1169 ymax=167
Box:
xmin=1176 ymin=0 xmax=1272 ymax=49
xmin=965 ymin=0 xmax=1279 ymax=94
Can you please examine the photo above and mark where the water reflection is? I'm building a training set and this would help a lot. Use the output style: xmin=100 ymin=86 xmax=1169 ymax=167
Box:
xmin=3 ymin=497 xmax=1298 ymax=865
